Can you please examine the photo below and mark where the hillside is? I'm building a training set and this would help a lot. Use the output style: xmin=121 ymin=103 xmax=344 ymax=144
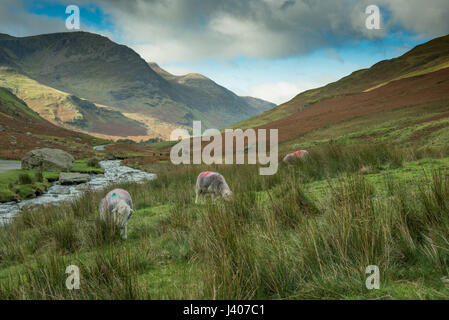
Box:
xmin=234 ymin=34 xmax=449 ymax=132
xmin=148 ymin=62 xmax=275 ymax=116
xmin=0 ymin=67 xmax=153 ymax=141
xmin=0 ymin=32 xmax=275 ymax=137
xmin=0 ymin=87 xmax=106 ymax=159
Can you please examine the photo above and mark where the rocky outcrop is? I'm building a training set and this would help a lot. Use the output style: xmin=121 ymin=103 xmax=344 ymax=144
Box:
xmin=21 ymin=148 xmax=74 ymax=172
xmin=59 ymin=172 xmax=91 ymax=185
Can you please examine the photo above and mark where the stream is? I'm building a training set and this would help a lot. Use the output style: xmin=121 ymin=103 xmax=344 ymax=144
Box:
xmin=0 ymin=160 xmax=156 ymax=223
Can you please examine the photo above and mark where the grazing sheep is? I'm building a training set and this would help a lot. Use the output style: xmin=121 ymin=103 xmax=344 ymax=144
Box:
xmin=195 ymin=171 xmax=232 ymax=204
xmin=283 ymin=149 xmax=310 ymax=164
xmin=99 ymin=188 xmax=134 ymax=239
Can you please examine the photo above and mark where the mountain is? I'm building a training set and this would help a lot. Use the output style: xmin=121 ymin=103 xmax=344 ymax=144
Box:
xmin=0 ymin=66 xmax=150 ymax=140
xmin=233 ymin=34 xmax=449 ymax=152
xmin=0 ymin=87 xmax=105 ymax=159
xmin=149 ymin=62 xmax=275 ymax=115
xmin=0 ymin=32 xmax=275 ymax=139
xmin=240 ymin=96 xmax=277 ymax=112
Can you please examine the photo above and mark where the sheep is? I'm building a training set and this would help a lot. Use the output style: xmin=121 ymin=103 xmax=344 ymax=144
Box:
xmin=283 ymin=149 xmax=310 ymax=164
xmin=195 ymin=171 xmax=232 ymax=204
xmin=99 ymin=188 xmax=134 ymax=239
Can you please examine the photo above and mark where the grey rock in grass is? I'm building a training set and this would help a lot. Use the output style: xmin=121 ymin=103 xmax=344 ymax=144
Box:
xmin=59 ymin=172 xmax=91 ymax=185
xmin=21 ymin=148 xmax=74 ymax=172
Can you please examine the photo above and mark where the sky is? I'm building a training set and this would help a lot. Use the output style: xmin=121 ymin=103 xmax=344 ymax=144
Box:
xmin=1 ymin=0 xmax=449 ymax=104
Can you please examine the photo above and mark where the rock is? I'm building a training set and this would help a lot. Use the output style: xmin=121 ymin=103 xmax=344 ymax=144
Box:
xmin=76 ymin=184 xmax=91 ymax=191
xmin=22 ymin=148 xmax=74 ymax=172
xmin=48 ymin=185 xmax=72 ymax=195
xmin=104 ymin=153 xmax=116 ymax=160
xmin=0 ymin=125 xmax=4 ymax=131
xmin=59 ymin=172 xmax=91 ymax=185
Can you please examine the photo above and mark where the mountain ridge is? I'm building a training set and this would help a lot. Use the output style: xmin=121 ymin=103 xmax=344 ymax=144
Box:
xmin=232 ymin=34 xmax=449 ymax=132
xmin=0 ymin=32 xmax=276 ymax=138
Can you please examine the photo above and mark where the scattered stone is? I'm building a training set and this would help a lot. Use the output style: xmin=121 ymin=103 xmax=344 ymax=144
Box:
xmin=21 ymin=148 xmax=74 ymax=172
xmin=59 ymin=172 xmax=91 ymax=185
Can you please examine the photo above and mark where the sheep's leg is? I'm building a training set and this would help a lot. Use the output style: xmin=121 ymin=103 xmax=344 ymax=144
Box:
xmin=201 ymin=193 xmax=206 ymax=204
xmin=195 ymin=190 xmax=199 ymax=204
xmin=121 ymin=225 xmax=127 ymax=240
xmin=211 ymin=193 xmax=216 ymax=204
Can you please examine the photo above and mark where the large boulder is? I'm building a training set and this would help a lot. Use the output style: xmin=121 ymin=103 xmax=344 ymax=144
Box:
xmin=59 ymin=172 xmax=91 ymax=185
xmin=21 ymin=148 xmax=74 ymax=172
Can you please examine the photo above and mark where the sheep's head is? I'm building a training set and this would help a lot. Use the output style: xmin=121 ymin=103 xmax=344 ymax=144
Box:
xmin=223 ymin=189 xmax=233 ymax=201
xmin=112 ymin=200 xmax=132 ymax=225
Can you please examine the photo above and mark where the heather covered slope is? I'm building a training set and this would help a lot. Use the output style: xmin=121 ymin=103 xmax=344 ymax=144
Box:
xmin=233 ymin=34 xmax=449 ymax=131
xmin=0 ymin=32 xmax=275 ymax=134
xmin=0 ymin=87 xmax=106 ymax=159
xmin=267 ymin=67 xmax=449 ymax=150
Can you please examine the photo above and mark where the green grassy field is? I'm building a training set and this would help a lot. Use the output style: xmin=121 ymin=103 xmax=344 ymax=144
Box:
xmin=2 ymin=143 xmax=449 ymax=299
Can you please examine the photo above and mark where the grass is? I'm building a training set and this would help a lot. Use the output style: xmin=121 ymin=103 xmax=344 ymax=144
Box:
xmin=0 ymin=170 xmax=57 ymax=202
xmin=2 ymin=143 xmax=449 ymax=299
xmin=281 ymin=99 xmax=449 ymax=154
xmin=0 ymin=159 xmax=104 ymax=202
xmin=71 ymin=159 xmax=104 ymax=174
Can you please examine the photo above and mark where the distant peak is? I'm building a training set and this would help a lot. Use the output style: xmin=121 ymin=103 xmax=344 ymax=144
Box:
xmin=180 ymin=73 xmax=208 ymax=80
xmin=148 ymin=62 xmax=209 ymax=81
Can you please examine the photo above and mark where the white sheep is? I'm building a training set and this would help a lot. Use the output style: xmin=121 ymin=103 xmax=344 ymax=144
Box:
xmin=282 ymin=149 xmax=310 ymax=164
xmin=99 ymin=188 xmax=134 ymax=239
xmin=195 ymin=171 xmax=232 ymax=204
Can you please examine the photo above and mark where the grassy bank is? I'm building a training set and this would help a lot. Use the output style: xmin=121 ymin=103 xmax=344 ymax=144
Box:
xmin=1 ymin=143 xmax=449 ymax=299
xmin=0 ymin=159 xmax=104 ymax=202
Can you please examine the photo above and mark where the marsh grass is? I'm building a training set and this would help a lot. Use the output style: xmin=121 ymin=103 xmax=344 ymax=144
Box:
xmin=2 ymin=143 xmax=449 ymax=299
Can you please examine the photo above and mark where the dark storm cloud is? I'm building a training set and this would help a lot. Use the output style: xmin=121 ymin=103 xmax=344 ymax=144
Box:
xmin=280 ymin=0 xmax=296 ymax=10
xmin=77 ymin=0 xmax=449 ymax=62
xmin=1 ymin=0 xmax=449 ymax=62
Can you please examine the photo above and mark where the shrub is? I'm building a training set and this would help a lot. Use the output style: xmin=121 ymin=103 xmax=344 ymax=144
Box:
xmin=7 ymin=181 xmax=15 ymax=190
xmin=18 ymin=173 xmax=32 ymax=185
xmin=87 ymin=157 xmax=100 ymax=168
xmin=34 ymin=171 xmax=44 ymax=183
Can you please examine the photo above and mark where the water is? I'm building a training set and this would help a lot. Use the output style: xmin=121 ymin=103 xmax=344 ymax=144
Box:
xmin=0 ymin=160 xmax=156 ymax=223
xmin=93 ymin=145 xmax=106 ymax=151
xmin=0 ymin=160 xmax=21 ymax=173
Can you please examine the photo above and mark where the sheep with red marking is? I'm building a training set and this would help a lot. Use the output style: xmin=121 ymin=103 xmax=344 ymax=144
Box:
xmin=283 ymin=149 xmax=310 ymax=164
xmin=99 ymin=188 xmax=134 ymax=239
xmin=195 ymin=171 xmax=232 ymax=204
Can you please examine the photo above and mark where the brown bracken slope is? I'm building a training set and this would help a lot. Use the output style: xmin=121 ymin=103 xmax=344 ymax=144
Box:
xmin=256 ymin=67 xmax=449 ymax=144
xmin=0 ymin=87 xmax=105 ymax=160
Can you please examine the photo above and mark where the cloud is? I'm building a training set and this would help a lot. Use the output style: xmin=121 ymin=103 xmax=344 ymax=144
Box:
xmin=379 ymin=0 xmax=449 ymax=37
xmin=0 ymin=0 xmax=66 ymax=36
xmin=88 ymin=0 xmax=449 ymax=63
xmin=280 ymin=0 xmax=296 ymax=11
xmin=248 ymin=80 xmax=319 ymax=105
xmin=326 ymin=48 xmax=344 ymax=63
xmin=2 ymin=0 xmax=449 ymax=64
xmin=0 ymin=0 xmax=116 ymax=39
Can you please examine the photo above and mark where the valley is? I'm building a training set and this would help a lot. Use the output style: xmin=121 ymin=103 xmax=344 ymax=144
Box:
xmin=1 ymin=28 xmax=449 ymax=301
